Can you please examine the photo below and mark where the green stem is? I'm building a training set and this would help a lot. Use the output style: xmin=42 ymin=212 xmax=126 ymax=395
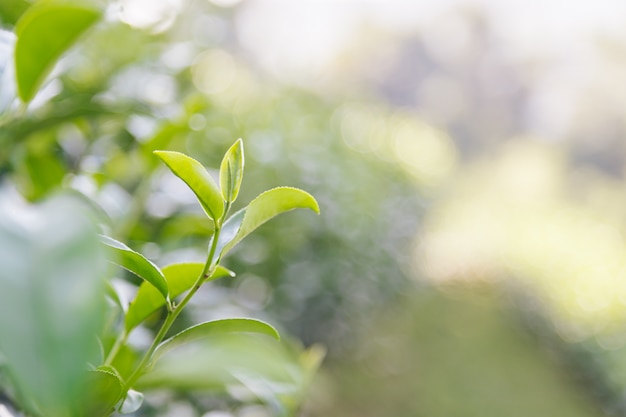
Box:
xmin=123 ymin=226 xmax=222 ymax=390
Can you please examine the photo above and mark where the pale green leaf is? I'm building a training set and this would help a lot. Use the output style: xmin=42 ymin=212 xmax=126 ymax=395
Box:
xmin=151 ymin=319 xmax=280 ymax=365
xmin=137 ymin=334 xmax=303 ymax=401
xmin=0 ymin=194 xmax=108 ymax=415
xmin=125 ymin=263 xmax=234 ymax=332
xmin=154 ymin=150 xmax=224 ymax=221
xmin=217 ymin=187 xmax=320 ymax=259
xmin=100 ymin=235 xmax=169 ymax=300
xmin=220 ymin=138 xmax=244 ymax=203
xmin=14 ymin=0 xmax=101 ymax=102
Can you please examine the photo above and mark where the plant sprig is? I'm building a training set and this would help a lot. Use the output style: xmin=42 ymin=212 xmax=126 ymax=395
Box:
xmin=97 ymin=139 xmax=319 ymax=415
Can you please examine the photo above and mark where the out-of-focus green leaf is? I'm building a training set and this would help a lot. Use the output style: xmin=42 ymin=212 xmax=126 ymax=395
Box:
xmin=118 ymin=389 xmax=143 ymax=414
xmin=104 ymin=282 xmax=124 ymax=312
xmin=0 ymin=193 xmax=107 ymax=416
xmin=300 ymin=344 xmax=326 ymax=375
xmin=217 ymin=187 xmax=320 ymax=259
xmin=14 ymin=0 xmax=101 ymax=102
xmin=110 ymin=344 xmax=138 ymax=383
xmin=14 ymin=134 xmax=66 ymax=200
xmin=154 ymin=150 xmax=224 ymax=222
xmin=159 ymin=213 xmax=215 ymax=241
xmin=125 ymin=263 xmax=234 ymax=332
xmin=101 ymin=235 xmax=169 ymax=300
xmin=152 ymin=318 xmax=280 ymax=365
xmin=0 ymin=0 xmax=30 ymax=27
xmin=138 ymin=334 xmax=305 ymax=414
xmin=220 ymin=138 xmax=244 ymax=203
xmin=82 ymin=367 xmax=123 ymax=417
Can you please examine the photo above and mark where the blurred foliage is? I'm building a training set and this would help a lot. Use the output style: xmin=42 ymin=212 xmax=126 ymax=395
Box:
xmin=3 ymin=0 xmax=626 ymax=416
xmin=0 ymin=0 xmax=423 ymax=415
xmin=312 ymin=286 xmax=605 ymax=417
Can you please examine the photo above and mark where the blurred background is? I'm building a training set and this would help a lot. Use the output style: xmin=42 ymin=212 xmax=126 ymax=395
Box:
xmin=4 ymin=0 xmax=626 ymax=415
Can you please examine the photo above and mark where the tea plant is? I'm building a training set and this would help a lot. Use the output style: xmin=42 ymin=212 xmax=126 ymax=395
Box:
xmin=0 ymin=3 xmax=324 ymax=415
xmin=0 ymin=139 xmax=320 ymax=416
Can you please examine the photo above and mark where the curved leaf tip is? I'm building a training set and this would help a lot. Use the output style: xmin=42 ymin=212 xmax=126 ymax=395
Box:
xmin=218 ymin=186 xmax=319 ymax=258
xmin=153 ymin=150 xmax=224 ymax=222
xmin=100 ymin=235 xmax=169 ymax=300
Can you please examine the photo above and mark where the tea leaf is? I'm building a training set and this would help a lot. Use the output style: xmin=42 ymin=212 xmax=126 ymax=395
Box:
xmin=100 ymin=235 xmax=169 ymax=300
xmin=125 ymin=263 xmax=234 ymax=332
xmin=220 ymin=138 xmax=244 ymax=203
xmin=154 ymin=150 xmax=224 ymax=222
xmin=0 ymin=194 xmax=107 ymax=415
xmin=217 ymin=187 xmax=319 ymax=259
xmin=151 ymin=318 xmax=279 ymax=365
xmin=83 ymin=367 xmax=124 ymax=417
xmin=14 ymin=0 xmax=101 ymax=102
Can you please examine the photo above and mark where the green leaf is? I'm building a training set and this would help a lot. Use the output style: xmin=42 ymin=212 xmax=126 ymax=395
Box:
xmin=154 ymin=150 xmax=225 ymax=222
xmin=151 ymin=319 xmax=280 ymax=365
xmin=14 ymin=0 xmax=101 ymax=102
xmin=82 ymin=367 xmax=124 ymax=417
xmin=137 ymin=334 xmax=304 ymax=401
xmin=220 ymin=138 xmax=244 ymax=203
xmin=125 ymin=263 xmax=234 ymax=332
xmin=0 ymin=0 xmax=31 ymax=27
xmin=118 ymin=389 xmax=144 ymax=414
xmin=100 ymin=235 xmax=169 ymax=301
xmin=0 ymin=194 xmax=108 ymax=416
xmin=217 ymin=187 xmax=320 ymax=259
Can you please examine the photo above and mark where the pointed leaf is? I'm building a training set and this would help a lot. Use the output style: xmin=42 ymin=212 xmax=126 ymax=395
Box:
xmin=125 ymin=263 xmax=234 ymax=332
xmin=220 ymin=138 xmax=244 ymax=203
xmin=83 ymin=367 xmax=124 ymax=417
xmin=154 ymin=150 xmax=224 ymax=221
xmin=100 ymin=235 xmax=168 ymax=300
xmin=119 ymin=389 xmax=144 ymax=414
xmin=218 ymin=187 xmax=319 ymax=258
xmin=14 ymin=0 xmax=101 ymax=102
xmin=152 ymin=319 xmax=280 ymax=365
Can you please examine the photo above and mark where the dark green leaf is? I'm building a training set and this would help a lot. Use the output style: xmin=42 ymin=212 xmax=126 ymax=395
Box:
xmin=14 ymin=0 xmax=101 ymax=102
xmin=151 ymin=318 xmax=280 ymax=365
xmin=154 ymin=150 xmax=225 ymax=222
xmin=0 ymin=0 xmax=31 ymax=27
xmin=217 ymin=187 xmax=320 ymax=259
xmin=220 ymin=138 xmax=244 ymax=203
xmin=100 ymin=235 xmax=169 ymax=300
xmin=125 ymin=263 xmax=234 ymax=332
